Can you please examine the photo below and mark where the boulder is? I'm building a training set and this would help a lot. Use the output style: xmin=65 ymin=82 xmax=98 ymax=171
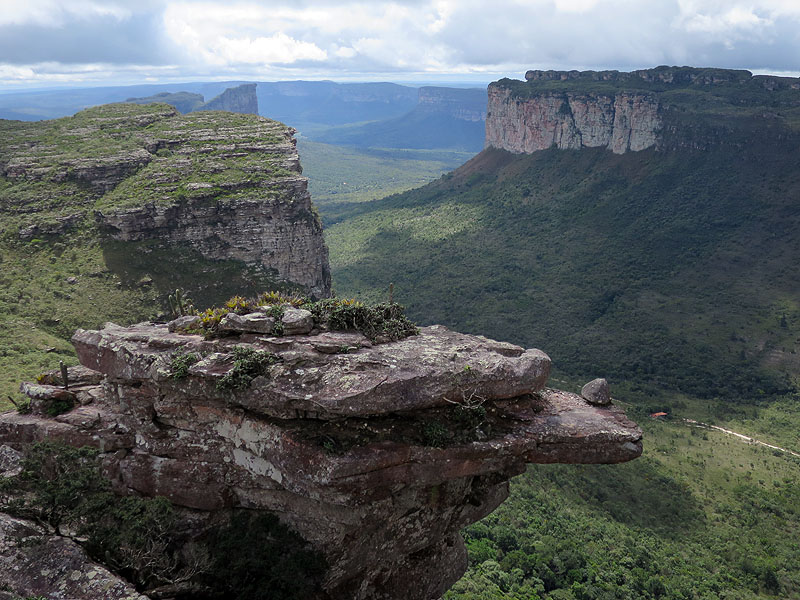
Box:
xmin=581 ymin=377 xmax=611 ymax=405
xmin=281 ymin=307 xmax=314 ymax=335
xmin=218 ymin=312 xmax=275 ymax=334
xmin=167 ymin=314 xmax=201 ymax=332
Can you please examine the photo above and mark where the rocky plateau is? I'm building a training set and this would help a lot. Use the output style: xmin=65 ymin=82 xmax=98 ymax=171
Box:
xmin=486 ymin=66 xmax=800 ymax=155
xmin=0 ymin=102 xmax=331 ymax=301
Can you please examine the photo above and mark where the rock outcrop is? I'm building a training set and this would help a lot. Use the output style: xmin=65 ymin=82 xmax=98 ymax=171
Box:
xmin=0 ymin=512 xmax=147 ymax=600
xmin=1 ymin=102 xmax=331 ymax=300
xmin=3 ymin=316 xmax=641 ymax=599
xmin=486 ymin=66 xmax=800 ymax=155
xmin=486 ymin=84 xmax=661 ymax=154
xmin=196 ymin=83 xmax=259 ymax=115
xmin=127 ymin=84 xmax=260 ymax=116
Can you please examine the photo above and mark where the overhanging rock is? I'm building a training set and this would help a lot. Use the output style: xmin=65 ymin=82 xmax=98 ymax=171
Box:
xmin=4 ymin=320 xmax=641 ymax=600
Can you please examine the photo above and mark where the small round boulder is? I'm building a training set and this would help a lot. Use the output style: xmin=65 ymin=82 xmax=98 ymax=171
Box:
xmin=581 ymin=378 xmax=611 ymax=406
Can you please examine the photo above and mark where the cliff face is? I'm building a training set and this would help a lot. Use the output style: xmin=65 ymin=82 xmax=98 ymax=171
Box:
xmin=1 ymin=102 xmax=331 ymax=302
xmin=127 ymin=84 xmax=259 ymax=116
xmin=486 ymin=85 xmax=660 ymax=154
xmin=486 ymin=66 xmax=800 ymax=155
xmin=4 ymin=314 xmax=641 ymax=599
xmin=197 ymin=83 xmax=259 ymax=115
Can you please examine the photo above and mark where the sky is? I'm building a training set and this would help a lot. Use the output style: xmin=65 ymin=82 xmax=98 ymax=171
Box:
xmin=1 ymin=0 xmax=800 ymax=90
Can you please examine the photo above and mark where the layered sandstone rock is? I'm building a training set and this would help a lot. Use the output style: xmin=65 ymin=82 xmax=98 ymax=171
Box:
xmin=486 ymin=66 xmax=800 ymax=156
xmin=485 ymin=85 xmax=661 ymax=154
xmin=1 ymin=103 xmax=331 ymax=299
xmin=4 ymin=318 xmax=641 ymax=599
xmin=0 ymin=512 xmax=148 ymax=600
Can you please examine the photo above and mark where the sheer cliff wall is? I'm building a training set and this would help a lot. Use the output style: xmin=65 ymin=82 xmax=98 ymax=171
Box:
xmin=486 ymin=66 xmax=800 ymax=155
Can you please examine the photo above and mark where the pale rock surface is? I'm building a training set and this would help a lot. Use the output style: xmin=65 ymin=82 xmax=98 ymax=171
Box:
xmin=486 ymin=86 xmax=661 ymax=155
xmin=219 ymin=312 xmax=275 ymax=334
xmin=281 ymin=307 xmax=314 ymax=335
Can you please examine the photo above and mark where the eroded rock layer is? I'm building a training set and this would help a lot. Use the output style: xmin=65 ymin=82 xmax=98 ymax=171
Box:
xmin=4 ymin=318 xmax=641 ymax=600
xmin=486 ymin=84 xmax=661 ymax=154
xmin=1 ymin=103 xmax=331 ymax=299
xmin=486 ymin=66 xmax=800 ymax=155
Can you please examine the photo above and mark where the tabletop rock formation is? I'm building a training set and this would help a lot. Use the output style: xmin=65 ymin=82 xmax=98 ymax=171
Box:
xmin=1 ymin=303 xmax=641 ymax=600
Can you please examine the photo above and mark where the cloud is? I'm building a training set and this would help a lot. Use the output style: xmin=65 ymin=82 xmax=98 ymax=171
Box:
xmin=2 ymin=0 xmax=800 ymax=88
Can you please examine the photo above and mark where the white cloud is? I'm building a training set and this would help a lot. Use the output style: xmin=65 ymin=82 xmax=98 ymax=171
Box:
xmin=4 ymin=0 xmax=800 ymax=88
xmin=0 ymin=0 xmax=132 ymax=27
xmin=209 ymin=33 xmax=327 ymax=65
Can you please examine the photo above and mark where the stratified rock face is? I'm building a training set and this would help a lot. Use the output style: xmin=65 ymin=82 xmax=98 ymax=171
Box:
xmin=486 ymin=66 xmax=800 ymax=155
xmin=1 ymin=103 xmax=331 ymax=300
xmin=126 ymin=84 xmax=260 ymax=116
xmin=4 ymin=321 xmax=641 ymax=600
xmin=197 ymin=83 xmax=259 ymax=115
xmin=0 ymin=512 xmax=147 ymax=600
xmin=485 ymin=85 xmax=660 ymax=154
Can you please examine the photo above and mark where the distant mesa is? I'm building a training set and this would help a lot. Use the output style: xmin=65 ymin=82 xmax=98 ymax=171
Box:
xmin=488 ymin=66 xmax=800 ymax=155
xmin=126 ymin=83 xmax=259 ymax=115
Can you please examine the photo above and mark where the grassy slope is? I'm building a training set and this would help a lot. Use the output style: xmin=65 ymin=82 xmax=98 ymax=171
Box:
xmin=445 ymin=410 xmax=800 ymax=600
xmin=324 ymin=144 xmax=800 ymax=402
xmin=319 ymin=128 xmax=800 ymax=598
xmin=299 ymin=139 xmax=473 ymax=208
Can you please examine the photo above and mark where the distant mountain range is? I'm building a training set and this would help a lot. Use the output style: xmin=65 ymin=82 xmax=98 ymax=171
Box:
xmin=0 ymin=80 xmax=486 ymax=152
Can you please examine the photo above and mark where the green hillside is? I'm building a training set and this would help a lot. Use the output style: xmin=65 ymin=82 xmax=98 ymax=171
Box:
xmin=324 ymin=143 xmax=800 ymax=403
xmin=320 ymin=93 xmax=800 ymax=598
xmin=299 ymin=139 xmax=473 ymax=207
xmin=445 ymin=410 xmax=800 ymax=600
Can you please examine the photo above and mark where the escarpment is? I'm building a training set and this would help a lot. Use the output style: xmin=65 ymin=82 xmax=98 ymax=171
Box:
xmin=2 ymin=300 xmax=641 ymax=600
xmin=486 ymin=66 xmax=800 ymax=155
xmin=486 ymin=85 xmax=660 ymax=154
xmin=0 ymin=102 xmax=331 ymax=302
xmin=127 ymin=83 xmax=259 ymax=115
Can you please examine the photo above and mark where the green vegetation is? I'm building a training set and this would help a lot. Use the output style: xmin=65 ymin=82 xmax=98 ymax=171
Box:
xmin=0 ymin=104 xmax=301 ymax=408
xmin=319 ymin=104 xmax=800 ymax=598
xmin=216 ymin=346 xmax=280 ymax=392
xmin=0 ymin=442 xmax=326 ymax=597
xmin=299 ymin=139 xmax=472 ymax=209
xmin=444 ymin=408 xmax=800 ymax=599
xmin=190 ymin=290 xmax=418 ymax=343
xmin=325 ymin=144 xmax=800 ymax=402
xmin=498 ymin=67 xmax=800 ymax=127
xmin=0 ymin=442 xmax=181 ymax=589
xmin=170 ymin=351 xmax=200 ymax=379
xmin=307 ymin=297 xmax=418 ymax=341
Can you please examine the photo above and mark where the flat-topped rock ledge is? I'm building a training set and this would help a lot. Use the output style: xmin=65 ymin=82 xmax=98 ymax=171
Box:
xmin=3 ymin=321 xmax=642 ymax=600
